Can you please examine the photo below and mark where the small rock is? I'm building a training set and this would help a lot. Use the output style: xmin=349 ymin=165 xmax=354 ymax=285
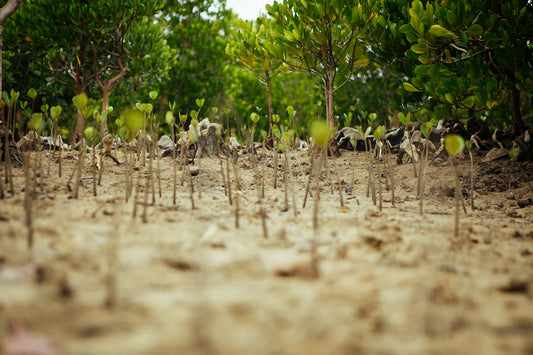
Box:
xmin=157 ymin=135 xmax=174 ymax=149
xmin=190 ymin=167 xmax=200 ymax=176
xmin=517 ymin=198 xmax=533 ymax=208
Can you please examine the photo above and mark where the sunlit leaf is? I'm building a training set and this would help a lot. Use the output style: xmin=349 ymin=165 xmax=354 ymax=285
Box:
xmin=445 ymin=134 xmax=465 ymax=156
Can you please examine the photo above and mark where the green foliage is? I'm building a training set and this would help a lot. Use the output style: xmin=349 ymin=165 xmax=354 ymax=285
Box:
xmin=389 ymin=0 xmax=533 ymax=129
xmin=267 ymin=0 xmax=375 ymax=125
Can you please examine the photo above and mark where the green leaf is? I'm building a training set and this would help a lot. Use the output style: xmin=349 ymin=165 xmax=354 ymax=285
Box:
xmin=250 ymin=112 xmax=260 ymax=123
xmin=509 ymin=148 xmax=517 ymax=160
xmin=462 ymin=96 xmax=475 ymax=108
xmin=73 ymin=93 xmax=88 ymax=111
xmin=165 ymin=111 xmax=175 ymax=125
xmin=374 ymin=125 xmax=385 ymax=140
xmin=310 ymin=120 xmax=333 ymax=147
xmin=420 ymin=121 xmax=432 ymax=138
xmin=84 ymin=127 xmax=95 ymax=142
xmin=287 ymin=105 xmax=295 ymax=117
xmin=179 ymin=114 xmax=187 ymax=123
xmin=447 ymin=11 xmax=457 ymax=26
xmin=445 ymin=134 xmax=465 ymax=156
xmin=398 ymin=112 xmax=406 ymax=126
xmin=50 ymin=105 xmax=62 ymax=120
xmin=28 ymin=88 xmax=38 ymax=100
xmin=445 ymin=93 xmax=455 ymax=104
xmin=403 ymin=82 xmax=422 ymax=92
xmin=465 ymin=140 xmax=472 ymax=151
xmin=190 ymin=110 xmax=198 ymax=120
xmin=149 ymin=91 xmax=158 ymax=101
xmin=466 ymin=24 xmax=483 ymax=37
xmin=428 ymin=25 xmax=457 ymax=39
xmin=124 ymin=109 xmax=144 ymax=136
xmin=196 ymin=98 xmax=205 ymax=108
xmin=411 ymin=43 xmax=427 ymax=54
xmin=30 ymin=113 xmax=44 ymax=133
xmin=145 ymin=103 xmax=153 ymax=114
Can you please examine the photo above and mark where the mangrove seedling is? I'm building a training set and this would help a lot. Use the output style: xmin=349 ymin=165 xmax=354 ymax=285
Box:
xmin=22 ymin=152 xmax=34 ymax=250
xmin=272 ymin=124 xmax=281 ymax=189
xmin=445 ymin=134 xmax=465 ymax=237
xmin=310 ymin=120 xmax=333 ymax=229
xmin=373 ymin=125 xmax=386 ymax=212
xmin=166 ymin=110 xmax=178 ymax=206
xmin=418 ymin=121 xmax=433 ymax=215
xmin=281 ymin=126 xmax=297 ymax=217
xmin=50 ymin=105 xmax=62 ymax=177
xmin=465 ymin=140 xmax=475 ymax=211
xmin=398 ymin=112 xmax=417 ymax=177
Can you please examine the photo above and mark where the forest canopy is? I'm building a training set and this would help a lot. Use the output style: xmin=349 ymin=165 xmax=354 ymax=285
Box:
xmin=2 ymin=0 xmax=532 ymax=143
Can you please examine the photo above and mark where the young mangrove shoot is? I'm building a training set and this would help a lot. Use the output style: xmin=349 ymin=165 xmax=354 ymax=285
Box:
xmin=445 ymin=134 xmax=465 ymax=238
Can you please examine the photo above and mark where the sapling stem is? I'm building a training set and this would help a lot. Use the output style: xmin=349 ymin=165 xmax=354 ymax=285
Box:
xmin=124 ymin=147 xmax=130 ymax=203
xmin=58 ymin=126 xmax=62 ymax=178
xmin=4 ymin=125 xmax=14 ymax=196
xmin=219 ymin=154 xmax=227 ymax=196
xmin=260 ymin=201 xmax=268 ymax=238
xmin=187 ymin=158 xmax=195 ymax=210
xmin=23 ymin=152 xmax=34 ymax=249
xmin=328 ymin=144 xmax=344 ymax=208
xmin=142 ymin=165 xmax=150 ymax=223
xmin=172 ymin=125 xmax=177 ymax=205
xmin=419 ymin=141 xmax=427 ymax=215
xmin=0 ymin=162 xmax=4 ymax=199
xmin=92 ymin=126 xmax=97 ymax=197
xmin=324 ymin=150 xmax=334 ymax=195
xmin=378 ymin=150 xmax=383 ymax=212
xmin=234 ymin=190 xmax=240 ymax=228
xmin=280 ymin=126 xmax=298 ymax=217
xmin=226 ymin=152 xmax=233 ymax=206
xmin=282 ymin=148 xmax=289 ymax=212
xmin=133 ymin=161 xmax=142 ymax=219
xmin=313 ymin=148 xmax=324 ymax=230
xmin=105 ymin=222 xmax=119 ymax=308
xmin=74 ymin=143 xmax=85 ymax=199
xmin=149 ymin=142 xmax=156 ymax=204
xmin=273 ymin=138 xmax=279 ymax=189
xmin=445 ymin=135 xmax=465 ymax=237
xmin=384 ymin=142 xmax=396 ymax=206
xmin=302 ymin=149 xmax=316 ymax=209
xmin=407 ymin=131 xmax=418 ymax=178
xmin=468 ymin=149 xmax=474 ymax=211
xmin=453 ymin=158 xmax=460 ymax=237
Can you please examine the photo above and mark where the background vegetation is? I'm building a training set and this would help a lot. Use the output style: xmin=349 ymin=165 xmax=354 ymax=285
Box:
xmin=3 ymin=0 xmax=532 ymax=143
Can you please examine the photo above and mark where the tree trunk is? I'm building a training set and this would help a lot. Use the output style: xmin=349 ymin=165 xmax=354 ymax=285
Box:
xmin=0 ymin=0 xmax=22 ymax=122
xmin=326 ymin=73 xmax=335 ymax=127
xmin=265 ymin=70 xmax=274 ymax=149
xmin=512 ymin=88 xmax=525 ymax=132
xmin=0 ymin=24 xmax=4 ymax=124
xmin=325 ymin=73 xmax=340 ymax=156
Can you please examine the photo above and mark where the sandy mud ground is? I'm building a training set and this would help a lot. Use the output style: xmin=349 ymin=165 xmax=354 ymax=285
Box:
xmin=0 ymin=147 xmax=532 ymax=355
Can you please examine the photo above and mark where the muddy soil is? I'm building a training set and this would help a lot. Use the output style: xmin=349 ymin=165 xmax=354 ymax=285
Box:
xmin=0 ymin=147 xmax=532 ymax=355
